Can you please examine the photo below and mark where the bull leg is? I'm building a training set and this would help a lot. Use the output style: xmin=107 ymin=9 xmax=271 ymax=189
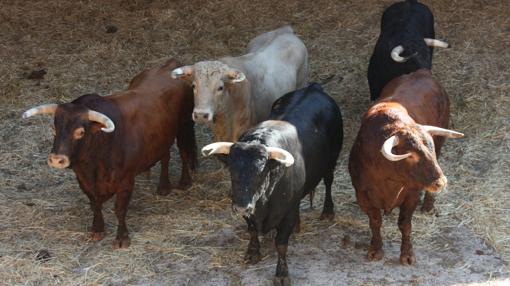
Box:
xmin=308 ymin=189 xmax=315 ymax=210
xmin=398 ymin=193 xmax=420 ymax=265
xmin=84 ymin=192 xmax=106 ymax=241
xmin=79 ymin=178 xmax=111 ymax=241
xmin=176 ymin=148 xmax=192 ymax=190
xmin=175 ymin=125 xmax=196 ymax=190
xmin=156 ymin=151 xmax=172 ymax=196
xmin=112 ymin=183 xmax=133 ymax=249
xmin=293 ymin=209 xmax=301 ymax=234
xmin=244 ymin=219 xmax=261 ymax=264
xmin=367 ymin=206 xmax=384 ymax=261
xmin=177 ymin=120 xmax=198 ymax=172
xmin=319 ymin=172 xmax=335 ymax=221
xmin=421 ymin=192 xmax=435 ymax=213
xmin=273 ymin=205 xmax=298 ymax=286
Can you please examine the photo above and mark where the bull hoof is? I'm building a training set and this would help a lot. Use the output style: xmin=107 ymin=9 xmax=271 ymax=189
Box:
xmin=367 ymin=247 xmax=384 ymax=261
xmin=112 ymin=237 xmax=131 ymax=249
xmin=319 ymin=212 xmax=335 ymax=221
xmin=420 ymin=204 xmax=436 ymax=215
xmin=273 ymin=276 xmax=291 ymax=286
xmin=88 ymin=232 xmax=105 ymax=241
xmin=175 ymin=181 xmax=192 ymax=191
xmin=156 ymin=186 xmax=171 ymax=196
xmin=244 ymin=251 xmax=262 ymax=265
xmin=400 ymin=251 xmax=416 ymax=265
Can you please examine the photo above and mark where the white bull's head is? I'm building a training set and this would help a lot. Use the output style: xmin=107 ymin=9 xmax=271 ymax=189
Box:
xmin=171 ymin=61 xmax=246 ymax=124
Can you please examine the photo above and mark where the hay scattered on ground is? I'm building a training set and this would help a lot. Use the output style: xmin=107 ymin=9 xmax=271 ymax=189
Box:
xmin=0 ymin=0 xmax=508 ymax=284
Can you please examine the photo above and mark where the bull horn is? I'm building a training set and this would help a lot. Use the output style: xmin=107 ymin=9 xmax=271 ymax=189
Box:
xmin=201 ymin=142 xmax=234 ymax=156
xmin=381 ymin=135 xmax=411 ymax=161
xmin=171 ymin=65 xmax=194 ymax=79
xmin=22 ymin=104 xmax=58 ymax=119
xmin=421 ymin=125 xmax=464 ymax=138
xmin=266 ymin=147 xmax=294 ymax=167
xmin=391 ymin=45 xmax=407 ymax=62
xmin=88 ymin=110 xmax=115 ymax=133
xmin=224 ymin=68 xmax=246 ymax=83
xmin=424 ymin=38 xmax=450 ymax=48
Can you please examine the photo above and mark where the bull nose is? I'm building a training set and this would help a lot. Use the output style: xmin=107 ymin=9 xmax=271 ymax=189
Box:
xmin=192 ymin=111 xmax=212 ymax=123
xmin=425 ymin=176 xmax=448 ymax=193
xmin=48 ymin=154 xmax=70 ymax=169
xmin=232 ymin=204 xmax=253 ymax=216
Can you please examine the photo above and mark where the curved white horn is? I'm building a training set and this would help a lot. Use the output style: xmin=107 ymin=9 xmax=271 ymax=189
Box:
xmin=424 ymin=38 xmax=450 ymax=48
xmin=171 ymin=66 xmax=193 ymax=79
xmin=391 ymin=45 xmax=407 ymax=63
xmin=381 ymin=135 xmax=411 ymax=161
xmin=88 ymin=110 xmax=115 ymax=133
xmin=421 ymin=125 xmax=464 ymax=138
xmin=201 ymin=142 xmax=234 ymax=156
xmin=266 ymin=147 xmax=294 ymax=167
xmin=22 ymin=104 xmax=58 ymax=119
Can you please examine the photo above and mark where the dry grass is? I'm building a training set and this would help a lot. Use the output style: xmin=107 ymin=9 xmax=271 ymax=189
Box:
xmin=0 ymin=0 xmax=508 ymax=285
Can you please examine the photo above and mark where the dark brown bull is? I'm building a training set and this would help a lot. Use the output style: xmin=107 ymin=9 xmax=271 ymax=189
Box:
xmin=23 ymin=58 xmax=197 ymax=248
xmin=348 ymin=69 xmax=463 ymax=265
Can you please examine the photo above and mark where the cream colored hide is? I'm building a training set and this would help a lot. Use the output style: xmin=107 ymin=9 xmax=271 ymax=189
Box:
xmin=171 ymin=25 xmax=308 ymax=142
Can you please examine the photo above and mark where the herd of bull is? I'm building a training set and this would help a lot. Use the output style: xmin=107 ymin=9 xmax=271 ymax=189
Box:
xmin=22 ymin=1 xmax=465 ymax=285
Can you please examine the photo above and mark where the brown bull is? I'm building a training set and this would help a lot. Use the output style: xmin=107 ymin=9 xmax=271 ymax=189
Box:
xmin=23 ymin=58 xmax=197 ymax=248
xmin=348 ymin=69 xmax=463 ymax=265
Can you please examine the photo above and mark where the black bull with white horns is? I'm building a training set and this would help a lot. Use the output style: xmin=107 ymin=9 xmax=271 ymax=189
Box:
xmin=202 ymin=83 xmax=343 ymax=286
xmin=367 ymin=0 xmax=450 ymax=101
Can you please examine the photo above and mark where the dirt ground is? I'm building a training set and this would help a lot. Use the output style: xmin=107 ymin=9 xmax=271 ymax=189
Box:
xmin=0 ymin=0 xmax=509 ymax=285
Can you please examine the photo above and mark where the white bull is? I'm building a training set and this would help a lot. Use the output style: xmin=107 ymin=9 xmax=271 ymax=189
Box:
xmin=171 ymin=25 xmax=308 ymax=141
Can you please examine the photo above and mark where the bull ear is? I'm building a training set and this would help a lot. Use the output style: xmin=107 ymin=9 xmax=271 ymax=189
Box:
xmin=201 ymin=142 xmax=234 ymax=156
xmin=224 ymin=69 xmax=246 ymax=83
xmin=171 ymin=66 xmax=194 ymax=82
xmin=266 ymin=147 xmax=294 ymax=167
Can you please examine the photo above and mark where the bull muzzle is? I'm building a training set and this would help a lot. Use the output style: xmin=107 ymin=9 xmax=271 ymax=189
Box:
xmin=192 ymin=109 xmax=213 ymax=123
xmin=232 ymin=204 xmax=254 ymax=217
xmin=48 ymin=153 xmax=70 ymax=169
xmin=424 ymin=176 xmax=447 ymax=193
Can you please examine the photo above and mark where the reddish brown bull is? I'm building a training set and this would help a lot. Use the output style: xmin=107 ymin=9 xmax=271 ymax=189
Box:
xmin=22 ymin=58 xmax=197 ymax=248
xmin=348 ymin=69 xmax=463 ymax=265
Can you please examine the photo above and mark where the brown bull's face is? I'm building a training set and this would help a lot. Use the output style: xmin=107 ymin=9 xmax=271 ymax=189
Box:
xmin=49 ymin=104 xmax=92 ymax=169
xmin=393 ymin=128 xmax=447 ymax=193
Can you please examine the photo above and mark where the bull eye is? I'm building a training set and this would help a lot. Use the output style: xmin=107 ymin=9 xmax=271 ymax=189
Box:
xmin=218 ymin=86 xmax=224 ymax=91
xmin=191 ymin=83 xmax=196 ymax=90
xmin=73 ymin=127 xmax=85 ymax=140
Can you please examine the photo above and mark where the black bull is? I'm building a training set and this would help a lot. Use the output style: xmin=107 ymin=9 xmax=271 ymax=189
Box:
xmin=202 ymin=83 xmax=343 ymax=285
